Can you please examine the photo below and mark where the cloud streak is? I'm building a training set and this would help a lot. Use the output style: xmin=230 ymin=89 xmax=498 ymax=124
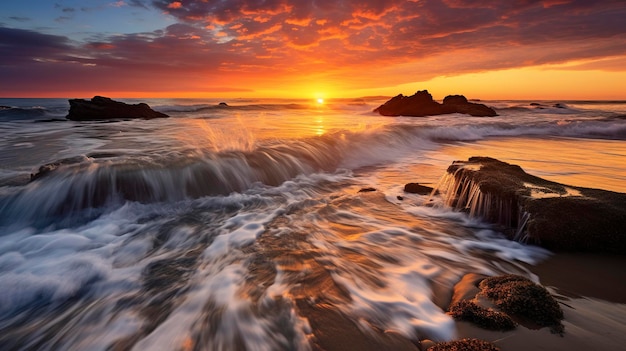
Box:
xmin=1 ymin=0 xmax=625 ymax=96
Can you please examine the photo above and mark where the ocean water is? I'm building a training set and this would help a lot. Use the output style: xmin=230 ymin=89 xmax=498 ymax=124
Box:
xmin=0 ymin=97 xmax=625 ymax=350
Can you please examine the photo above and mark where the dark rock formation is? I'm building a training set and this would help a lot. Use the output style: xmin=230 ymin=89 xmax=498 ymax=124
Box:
xmin=441 ymin=157 xmax=626 ymax=254
xmin=374 ymin=90 xmax=497 ymax=117
xmin=404 ymin=183 xmax=437 ymax=195
xmin=66 ymin=96 xmax=169 ymax=121
xmin=218 ymin=102 xmax=229 ymax=107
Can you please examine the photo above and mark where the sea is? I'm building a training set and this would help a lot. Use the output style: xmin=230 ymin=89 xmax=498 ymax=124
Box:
xmin=0 ymin=97 xmax=625 ymax=350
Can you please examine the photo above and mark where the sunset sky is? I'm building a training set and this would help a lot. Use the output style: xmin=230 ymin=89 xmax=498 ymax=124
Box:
xmin=1 ymin=0 xmax=625 ymax=99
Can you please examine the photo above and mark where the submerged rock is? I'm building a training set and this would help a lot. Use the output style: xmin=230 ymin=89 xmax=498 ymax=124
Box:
xmin=440 ymin=157 xmax=626 ymax=254
xmin=66 ymin=96 xmax=169 ymax=121
xmin=374 ymin=90 xmax=497 ymax=117
xmin=358 ymin=187 xmax=377 ymax=193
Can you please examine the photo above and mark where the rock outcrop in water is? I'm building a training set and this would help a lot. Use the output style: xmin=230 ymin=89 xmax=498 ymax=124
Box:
xmin=374 ymin=90 xmax=497 ymax=117
xmin=439 ymin=157 xmax=626 ymax=254
xmin=66 ymin=96 xmax=169 ymax=121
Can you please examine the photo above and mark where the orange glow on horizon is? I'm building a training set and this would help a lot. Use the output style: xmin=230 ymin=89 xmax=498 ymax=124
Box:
xmin=4 ymin=64 xmax=626 ymax=100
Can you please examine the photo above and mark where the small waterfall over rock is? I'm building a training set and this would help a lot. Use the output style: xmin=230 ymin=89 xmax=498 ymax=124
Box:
xmin=432 ymin=157 xmax=626 ymax=254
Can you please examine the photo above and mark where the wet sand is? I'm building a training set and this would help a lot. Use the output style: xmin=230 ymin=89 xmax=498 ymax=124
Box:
xmin=529 ymin=252 xmax=626 ymax=304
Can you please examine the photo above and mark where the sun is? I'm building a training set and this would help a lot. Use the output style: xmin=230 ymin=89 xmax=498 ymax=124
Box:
xmin=316 ymin=98 xmax=324 ymax=104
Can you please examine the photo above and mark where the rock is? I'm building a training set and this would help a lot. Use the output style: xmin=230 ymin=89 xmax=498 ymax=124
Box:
xmin=479 ymin=275 xmax=564 ymax=333
xmin=66 ymin=96 xmax=169 ymax=121
xmin=441 ymin=157 xmax=626 ymax=254
xmin=358 ymin=187 xmax=377 ymax=193
xmin=448 ymin=300 xmax=516 ymax=331
xmin=374 ymin=90 xmax=497 ymax=117
xmin=374 ymin=91 xmax=443 ymax=117
xmin=427 ymin=338 xmax=500 ymax=351
xmin=218 ymin=102 xmax=229 ymax=107
xmin=404 ymin=183 xmax=437 ymax=195
xmin=448 ymin=273 xmax=563 ymax=334
xmin=441 ymin=95 xmax=498 ymax=117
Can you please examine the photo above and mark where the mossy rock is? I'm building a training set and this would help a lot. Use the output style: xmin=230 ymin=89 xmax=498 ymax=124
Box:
xmin=428 ymin=338 xmax=500 ymax=351
xmin=448 ymin=300 xmax=516 ymax=331
xmin=479 ymin=274 xmax=563 ymax=331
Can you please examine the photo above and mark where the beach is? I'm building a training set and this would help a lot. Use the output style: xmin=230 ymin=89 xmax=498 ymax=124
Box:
xmin=0 ymin=97 xmax=625 ymax=350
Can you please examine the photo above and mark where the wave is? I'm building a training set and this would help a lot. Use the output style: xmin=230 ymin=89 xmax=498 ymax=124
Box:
xmin=0 ymin=107 xmax=49 ymax=121
xmin=0 ymin=138 xmax=343 ymax=228
xmin=2 ymin=112 xmax=625 ymax=228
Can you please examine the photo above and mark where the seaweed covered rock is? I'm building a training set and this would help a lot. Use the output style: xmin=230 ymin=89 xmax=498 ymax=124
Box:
xmin=67 ymin=96 xmax=169 ymax=121
xmin=448 ymin=300 xmax=516 ymax=331
xmin=448 ymin=273 xmax=563 ymax=335
xmin=427 ymin=338 xmax=500 ymax=351
xmin=441 ymin=157 xmax=626 ymax=254
xmin=479 ymin=274 xmax=563 ymax=331
xmin=374 ymin=90 xmax=497 ymax=117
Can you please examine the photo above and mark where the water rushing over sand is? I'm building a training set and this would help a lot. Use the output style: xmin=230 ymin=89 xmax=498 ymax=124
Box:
xmin=0 ymin=97 xmax=625 ymax=350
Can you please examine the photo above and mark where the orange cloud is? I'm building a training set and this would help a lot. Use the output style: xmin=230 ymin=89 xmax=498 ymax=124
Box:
xmin=167 ymin=1 xmax=182 ymax=9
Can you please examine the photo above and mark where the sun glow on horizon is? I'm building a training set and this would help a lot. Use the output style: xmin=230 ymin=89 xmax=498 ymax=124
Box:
xmin=317 ymin=98 xmax=324 ymax=104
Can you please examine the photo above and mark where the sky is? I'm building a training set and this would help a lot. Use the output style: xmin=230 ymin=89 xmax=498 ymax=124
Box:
xmin=1 ymin=0 xmax=625 ymax=99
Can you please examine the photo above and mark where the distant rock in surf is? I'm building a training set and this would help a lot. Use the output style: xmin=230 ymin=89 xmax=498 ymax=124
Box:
xmin=374 ymin=90 xmax=497 ymax=117
xmin=218 ymin=102 xmax=229 ymax=107
xmin=440 ymin=157 xmax=626 ymax=254
xmin=404 ymin=182 xmax=437 ymax=195
xmin=66 ymin=96 xmax=169 ymax=121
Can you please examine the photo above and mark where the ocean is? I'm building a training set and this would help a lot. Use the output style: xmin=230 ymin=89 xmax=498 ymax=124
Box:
xmin=0 ymin=97 xmax=625 ymax=350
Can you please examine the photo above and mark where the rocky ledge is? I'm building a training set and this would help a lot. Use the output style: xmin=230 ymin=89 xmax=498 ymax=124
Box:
xmin=374 ymin=90 xmax=497 ymax=117
xmin=440 ymin=157 xmax=626 ymax=254
xmin=66 ymin=96 xmax=169 ymax=121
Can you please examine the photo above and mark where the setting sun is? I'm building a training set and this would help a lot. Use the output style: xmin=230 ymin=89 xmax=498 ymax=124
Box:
xmin=317 ymin=98 xmax=324 ymax=104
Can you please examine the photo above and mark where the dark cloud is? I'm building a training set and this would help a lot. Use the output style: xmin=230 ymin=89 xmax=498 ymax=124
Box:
xmin=0 ymin=27 xmax=73 ymax=65
xmin=8 ymin=16 xmax=31 ymax=22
